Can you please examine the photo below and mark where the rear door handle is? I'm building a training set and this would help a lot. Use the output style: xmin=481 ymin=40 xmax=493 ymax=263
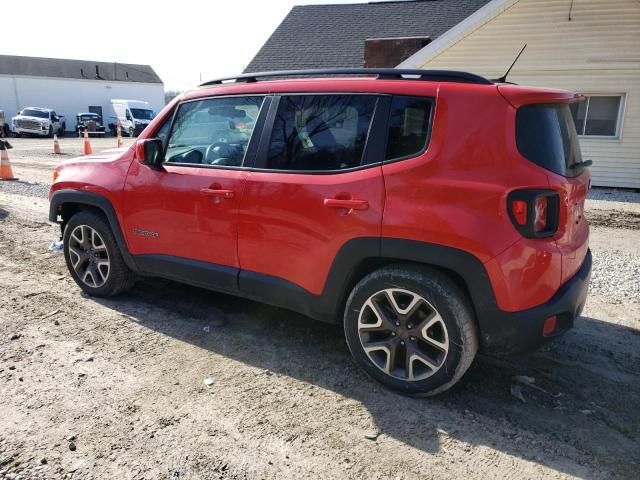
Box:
xmin=200 ymin=188 xmax=235 ymax=199
xmin=323 ymin=198 xmax=369 ymax=210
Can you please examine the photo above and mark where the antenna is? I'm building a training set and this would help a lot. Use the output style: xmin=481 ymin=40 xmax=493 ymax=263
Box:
xmin=495 ymin=44 xmax=527 ymax=83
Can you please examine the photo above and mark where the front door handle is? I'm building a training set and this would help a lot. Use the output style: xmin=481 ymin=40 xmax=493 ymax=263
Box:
xmin=200 ymin=188 xmax=235 ymax=199
xmin=324 ymin=198 xmax=369 ymax=210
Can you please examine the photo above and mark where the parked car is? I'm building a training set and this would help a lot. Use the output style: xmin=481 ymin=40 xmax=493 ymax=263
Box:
xmin=76 ymin=113 xmax=106 ymax=137
xmin=108 ymin=99 xmax=155 ymax=137
xmin=12 ymin=107 xmax=65 ymax=137
xmin=48 ymin=69 xmax=592 ymax=396
xmin=0 ymin=110 xmax=9 ymax=137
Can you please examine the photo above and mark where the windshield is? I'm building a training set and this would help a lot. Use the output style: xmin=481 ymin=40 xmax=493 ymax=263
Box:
xmin=130 ymin=108 xmax=154 ymax=120
xmin=21 ymin=109 xmax=49 ymax=119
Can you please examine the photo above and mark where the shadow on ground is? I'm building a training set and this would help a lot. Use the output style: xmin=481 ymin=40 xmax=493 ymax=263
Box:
xmin=92 ymin=277 xmax=640 ymax=479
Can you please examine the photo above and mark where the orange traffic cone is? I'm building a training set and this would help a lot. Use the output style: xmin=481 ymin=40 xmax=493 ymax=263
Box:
xmin=83 ymin=129 xmax=93 ymax=155
xmin=0 ymin=140 xmax=17 ymax=181
xmin=53 ymin=134 xmax=63 ymax=154
xmin=116 ymin=123 xmax=123 ymax=148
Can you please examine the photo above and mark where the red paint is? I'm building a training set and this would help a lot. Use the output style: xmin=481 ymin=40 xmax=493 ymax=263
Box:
xmin=50 ymin=75 xmax=590 ymax=315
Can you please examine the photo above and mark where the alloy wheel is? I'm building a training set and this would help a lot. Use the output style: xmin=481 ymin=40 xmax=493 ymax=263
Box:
xmin=358 ymin=288 xmax=449 ymax=381
xmin=68 ymin=225 xmax=110 ymax=288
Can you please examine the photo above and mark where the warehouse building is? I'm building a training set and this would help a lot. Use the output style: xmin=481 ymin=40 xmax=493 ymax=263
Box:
xmin=247 ymin=0 xmax=640 ymax=189
xmin=0 ymin=55 xmax=164 ymax=133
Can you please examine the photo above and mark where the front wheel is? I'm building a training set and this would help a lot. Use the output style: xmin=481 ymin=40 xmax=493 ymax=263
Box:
xmin=63 ymin=210 xmax=137 ymax=297
xmin=344 ymin=265 xmax=478 ymax=396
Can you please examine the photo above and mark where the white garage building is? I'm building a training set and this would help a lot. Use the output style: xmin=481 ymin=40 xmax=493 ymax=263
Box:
xmin=0 ymin=54 xmax=164 ymax=133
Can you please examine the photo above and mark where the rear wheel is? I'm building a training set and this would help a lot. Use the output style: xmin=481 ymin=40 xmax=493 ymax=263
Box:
xmin=344 ymin=265 xmax=478 ymax=396
xmin=63 ymin=210 xmax=137 ymax=297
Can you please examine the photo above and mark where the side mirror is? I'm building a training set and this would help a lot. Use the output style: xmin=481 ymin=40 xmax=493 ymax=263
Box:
xmin=135 ymin=138 xmax=164 ymax=167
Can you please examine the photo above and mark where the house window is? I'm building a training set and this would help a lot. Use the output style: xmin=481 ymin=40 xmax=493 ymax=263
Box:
xmin=569 ymin=95 xmax=624 ymax=138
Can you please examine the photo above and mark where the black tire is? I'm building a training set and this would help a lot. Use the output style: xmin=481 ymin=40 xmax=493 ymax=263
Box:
xmin=48 ymin=126 xmax=54 ymax=138
xmin=128 ymin=127 xmax=134 ymax=138
xmin=344 ymin=264 xmax=478 ymax=396
xmin=59 ymin=125 xmax=65 ymax=137
xmin=63 ymin=210 xmax=137 ymax=297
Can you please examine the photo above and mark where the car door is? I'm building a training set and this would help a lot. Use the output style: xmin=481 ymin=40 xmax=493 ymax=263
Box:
xmin=122 ymin=95 xmax=268 ymax=292
xmin=237 ymin=93 xmax=386 ymax=302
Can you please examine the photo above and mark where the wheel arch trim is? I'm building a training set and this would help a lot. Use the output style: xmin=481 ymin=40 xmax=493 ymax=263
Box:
xmin=49 ymin=189 xmax=138 ymax=272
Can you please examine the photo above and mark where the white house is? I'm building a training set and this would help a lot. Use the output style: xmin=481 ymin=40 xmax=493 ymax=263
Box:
xmin=398 ymin=0 xmax=640 ymax=189
xmin=0 ymin=55 xmax=165 ymax=133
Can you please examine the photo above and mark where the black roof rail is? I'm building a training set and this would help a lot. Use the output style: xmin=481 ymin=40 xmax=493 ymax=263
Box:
xmin=199 ymin=68 xmax=493 ymax=87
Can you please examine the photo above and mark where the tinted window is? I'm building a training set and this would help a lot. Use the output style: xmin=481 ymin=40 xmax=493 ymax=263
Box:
xmin=165 ymin=96 xmax=264 ymax=167
xmin=386 ymin=96 xmax=433 ymax=160
xmin=266 ymin=95 xmax=377 ymax=171
xmin=516 ymin=104 xmax=583 ymax=177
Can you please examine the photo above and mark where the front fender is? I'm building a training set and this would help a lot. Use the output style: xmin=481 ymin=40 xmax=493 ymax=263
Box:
xmin=49 ymin=189 xmax=138 ymax=272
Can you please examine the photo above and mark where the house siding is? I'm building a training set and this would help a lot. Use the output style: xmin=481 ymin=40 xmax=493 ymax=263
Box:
xmin=402 ymin=0 xmax=640 ymax=189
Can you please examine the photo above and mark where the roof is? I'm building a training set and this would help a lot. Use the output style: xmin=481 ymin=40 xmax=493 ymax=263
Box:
xmin=244 ymin=0 xmax=492 ymax=72
xmin=0 ymin=55 xmax=163 ymax=84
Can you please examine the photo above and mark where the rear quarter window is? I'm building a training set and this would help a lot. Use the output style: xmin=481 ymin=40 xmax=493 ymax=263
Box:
xmin=385 ymin=96 xmax=433 ymax=161
xmin=516 ymin=103 xmax=584 ymax=177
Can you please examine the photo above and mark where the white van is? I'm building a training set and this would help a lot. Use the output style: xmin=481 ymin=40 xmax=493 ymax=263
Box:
xmin=109 ymin=100 xmax=156 ymax=137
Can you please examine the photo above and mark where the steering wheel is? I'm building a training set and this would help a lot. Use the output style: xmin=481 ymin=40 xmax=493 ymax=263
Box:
xmin=204 ymin=142 xmax=233 ymax=165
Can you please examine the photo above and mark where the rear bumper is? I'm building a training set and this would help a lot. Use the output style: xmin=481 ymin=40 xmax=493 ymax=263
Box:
xmin=481 ymin=249 xmax=592 ymax=354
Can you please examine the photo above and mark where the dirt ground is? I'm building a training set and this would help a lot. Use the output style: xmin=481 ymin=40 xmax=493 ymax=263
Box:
xmin=1 ymin=137 xmax=639 ymax=479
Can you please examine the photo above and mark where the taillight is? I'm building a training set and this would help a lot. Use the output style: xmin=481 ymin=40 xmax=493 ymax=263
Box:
xmin=507 ymin=189 xmax=559 ymax=238
xmin=533 ymin=196 xmax=548 ymax=232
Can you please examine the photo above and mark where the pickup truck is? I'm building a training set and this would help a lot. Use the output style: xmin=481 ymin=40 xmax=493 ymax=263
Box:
xmin=12 ymin=108 xmax=66 ymax=137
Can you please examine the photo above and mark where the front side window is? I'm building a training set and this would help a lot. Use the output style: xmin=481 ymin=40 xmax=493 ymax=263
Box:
xmin=569 ymin=95 xmax=623 ymax=137
xmin=266 ymin=95 xmax=378 ymax=171
xmin=165 ymin=96 xmax=264 ymax=167
xmin=385 ymin=96 xmax=433 ymax=161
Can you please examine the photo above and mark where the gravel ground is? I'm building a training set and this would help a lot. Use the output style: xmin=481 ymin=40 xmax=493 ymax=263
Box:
xmin=0 ymin=180 xmax=50 ymax=199
xmin=0 ymin=138 xmax=639 ymax=479
xmin=587 ymin=187 xmax=640 ymax=214
xmin=591 ymin=250 xmax=640 ymax=303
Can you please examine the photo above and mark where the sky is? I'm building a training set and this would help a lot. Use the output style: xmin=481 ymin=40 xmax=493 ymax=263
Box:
xmin=3 ymin=0 xmax=368 ymax=91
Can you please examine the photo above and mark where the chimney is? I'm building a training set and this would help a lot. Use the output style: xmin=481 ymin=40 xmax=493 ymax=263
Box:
xmin=363 ymin=36 xmax=431 ymax=68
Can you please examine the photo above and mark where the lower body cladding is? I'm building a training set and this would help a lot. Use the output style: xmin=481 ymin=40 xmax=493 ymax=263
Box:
xmin=131 ymin=244 xmax=592 ymax=356
xmin=48 ymin=190 xmax=592 ymax=356
xmin=476 ymin=250 xmax=591 ymax=353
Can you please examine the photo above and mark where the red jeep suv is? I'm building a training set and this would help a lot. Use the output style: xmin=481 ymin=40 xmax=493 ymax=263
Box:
xmin=49 ymin=69 xmax=591 ymax=396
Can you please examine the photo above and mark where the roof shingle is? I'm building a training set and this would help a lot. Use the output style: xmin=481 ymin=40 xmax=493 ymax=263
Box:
xmin=245 ymin=0 xmax=492 ymax=73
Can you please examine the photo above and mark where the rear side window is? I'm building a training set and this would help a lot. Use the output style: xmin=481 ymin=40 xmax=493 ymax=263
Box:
xmin=516 ymin=103 xmax=583 ymax=177
xmin=386 ymin=96 xmax=433 ymax=161
xmin=266 ymin=95 xmax=378 ymax=171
